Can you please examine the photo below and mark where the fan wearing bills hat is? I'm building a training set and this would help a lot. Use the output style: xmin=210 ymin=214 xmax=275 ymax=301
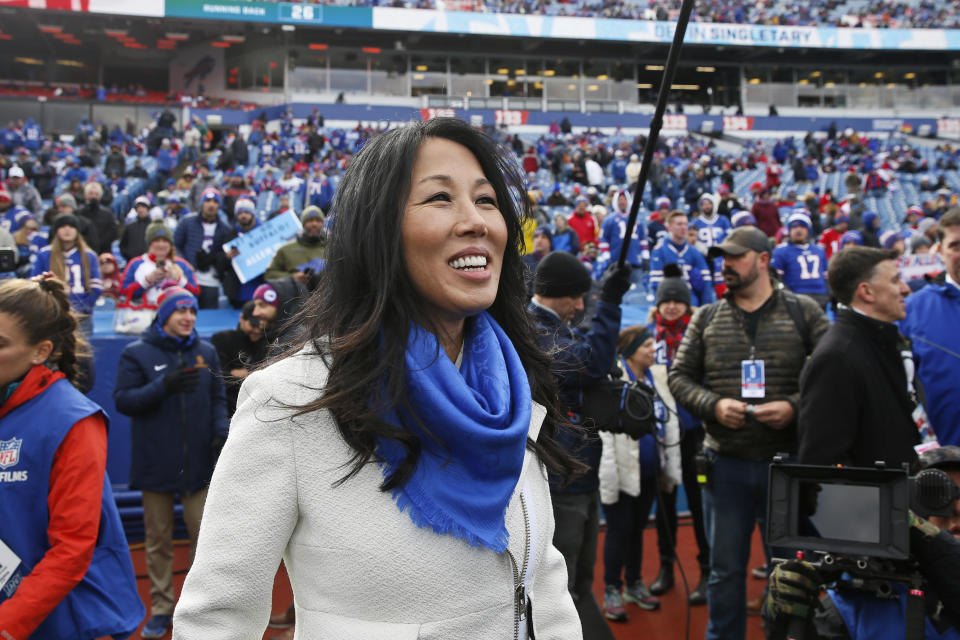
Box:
xmin=114 ymin=286 xmax=228 ymax=639
xmin=220 ymin=197 xmax=266 ymax=308
xmin=771 ymin=209 xmax=829 ymax=308
xmin=249 ymin=277 xmax=313 ymax=347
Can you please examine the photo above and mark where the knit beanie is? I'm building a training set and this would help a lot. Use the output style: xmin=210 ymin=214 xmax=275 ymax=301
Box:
xmin=910 ymin=234 xmax=933 ymax=252
xmin=786 ymin=209 xmax=813 ymax=234
xmin=155 ymin=287 xmax=197 ymax=327
xmin=533 ymin=226 xmax=553 ymax=242
xmin=253 ymin=283 xmax=279 ymax=307
xmin=730 ymin=210 xmax=757 ymax=228
xmin=51 ymin=213 xmax=80 ymax=232
xmin=533 ymin=251 xmax=591 ymax=298
xmin=301 ymin=205 xmax=324 ymax=223
xmin=917 ymin=218 xmax=937 ymax=235
xmin=840 ymin=230 xmax=864 ymax=248
xmin=235 ymin=197 xmax=256 ymax=216
xmin=146 ymin=222 xmax=173 ymax=245
xmin=201 ymin=188 xmax=222 ymax=205
xmin=879 ymin=229 xmax=901 ymax=250
xmin=656 ymin=263 xmax=692 ymax=307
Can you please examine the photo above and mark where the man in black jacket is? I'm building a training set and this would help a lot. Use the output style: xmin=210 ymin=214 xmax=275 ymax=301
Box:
xmin=210 ymin=301 xmax=267 ymax=416
xmin=529 ymin=252 xmax=631 ymax=640
xmin=78 ymin=181 xmax=118 ymax=255
xmin=104 ymin=143 xmax=126 ymax=176
xmin=119 ymin=196 xmax=152 ymax=261
xmin=798 ymin=246 xmax=918 ymax=470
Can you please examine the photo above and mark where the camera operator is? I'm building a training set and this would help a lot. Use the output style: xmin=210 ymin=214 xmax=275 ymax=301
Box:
xmin=764 ymin=446 xmax=960 ymax=640
xmin=798 ymin=246 xmax=919 ymax=469
xmin=668 ymin=226 xmax=829 ymax=640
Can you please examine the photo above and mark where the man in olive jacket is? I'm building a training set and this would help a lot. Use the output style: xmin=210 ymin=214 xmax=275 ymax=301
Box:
xmin=667 ymin=226 xmax=829 ymax=640
xmin=263 ymin=206 xmax=326 ymax=281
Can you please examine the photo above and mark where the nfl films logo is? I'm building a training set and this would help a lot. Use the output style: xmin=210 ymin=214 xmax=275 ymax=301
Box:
xmin=0 ymin=438 xmax=22 ymax=469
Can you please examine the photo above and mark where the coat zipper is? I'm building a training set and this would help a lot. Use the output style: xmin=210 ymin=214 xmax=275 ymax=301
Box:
xmin=505 ymin=492 xmax=530 ymax=640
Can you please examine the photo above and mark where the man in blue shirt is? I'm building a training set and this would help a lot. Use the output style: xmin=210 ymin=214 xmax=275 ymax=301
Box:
xmin=772 ymin=209 xmax=829 ymax=308
xmin=650 ymin=210 xmax=715 ymax=307
xmin=900 ymin=210 xmax=960 ymax=446
xmin=600 ymin=189 xmax=648 ymax=270
xmin=690 ymin=194 xmax=732 ymax=250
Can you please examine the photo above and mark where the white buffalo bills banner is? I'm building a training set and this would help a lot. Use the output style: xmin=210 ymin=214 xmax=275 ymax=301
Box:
xmin=224 ymin=210 xmax=302 ymax=284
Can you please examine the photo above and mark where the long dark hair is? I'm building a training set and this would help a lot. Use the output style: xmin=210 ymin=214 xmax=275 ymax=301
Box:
xmin=281 ymin=118 xmax=583 ymax=490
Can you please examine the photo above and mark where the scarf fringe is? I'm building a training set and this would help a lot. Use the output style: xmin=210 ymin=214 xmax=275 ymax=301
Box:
xmin=382 ymin=463 xmax=511 ymax=554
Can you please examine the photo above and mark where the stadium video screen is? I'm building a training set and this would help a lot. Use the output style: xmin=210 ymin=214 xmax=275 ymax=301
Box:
xmin=799 ymin=482 xmax=881 ymax=544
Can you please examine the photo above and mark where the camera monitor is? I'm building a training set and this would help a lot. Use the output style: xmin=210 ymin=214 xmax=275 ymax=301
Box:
xmin=767 ymin=463 xmax=911 ymax=560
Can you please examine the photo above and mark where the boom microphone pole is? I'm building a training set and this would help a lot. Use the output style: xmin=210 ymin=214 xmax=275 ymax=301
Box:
xmin=617 ymin=0 xmax=698 ymax=268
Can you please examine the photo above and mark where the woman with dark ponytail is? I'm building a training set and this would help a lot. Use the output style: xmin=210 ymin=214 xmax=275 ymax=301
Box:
xmin=0 ymin=276 xmax=144 ymax=639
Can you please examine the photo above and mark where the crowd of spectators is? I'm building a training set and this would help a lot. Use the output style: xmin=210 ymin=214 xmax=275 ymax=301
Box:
xmin=276 ymin=0 xmax=960 ymax=29
xmin=2 ymin=107 xmax=959 ymax=320
xmin=3 ymin=100 xmax=960 ymax=640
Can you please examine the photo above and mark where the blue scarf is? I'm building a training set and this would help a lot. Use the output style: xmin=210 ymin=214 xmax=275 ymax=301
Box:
xmin=378 ymin=312 xmax=532 ymax=552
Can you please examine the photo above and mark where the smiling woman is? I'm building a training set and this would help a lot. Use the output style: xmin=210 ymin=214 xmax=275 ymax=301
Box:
xmin=401 ymin=136 xmax=509 ymax=361
xmin=173 ymin=118 xmax=585 ymax=640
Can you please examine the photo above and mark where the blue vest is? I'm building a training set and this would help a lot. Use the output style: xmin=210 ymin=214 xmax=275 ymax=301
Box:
xmin=0 ymin=378 xmax=144 ymax=639
xmin=831 ymin=587 xmax=960 ymax=640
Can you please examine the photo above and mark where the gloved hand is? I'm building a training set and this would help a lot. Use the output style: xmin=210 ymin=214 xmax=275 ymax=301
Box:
xmin=163 ymin=366 xmax=200 ymax=394
xmin=908 ymin=508 xmax=943 ymax=542
xmin=194 ymin=249 xmax=213 ymax=271
xmin=763 ymin=560 xmax=823 ymax=621
xmin=600 ymin=263 xmax=633 ymax=304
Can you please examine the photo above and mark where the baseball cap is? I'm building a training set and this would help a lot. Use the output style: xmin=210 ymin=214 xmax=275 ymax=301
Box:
xmin=708 ymin=226 xmax=771 ymax=260
xmin=7 ymin=166 xmax=24 ymax=179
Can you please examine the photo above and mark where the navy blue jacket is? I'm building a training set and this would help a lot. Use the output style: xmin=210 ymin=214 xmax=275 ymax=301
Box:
xmin=114 ymin=323 xmax=229 ymax=493
xmin=174 ymin=212 xmax=232 ymax=275
xmin=529 ymin=299 xmax=621 ymax=493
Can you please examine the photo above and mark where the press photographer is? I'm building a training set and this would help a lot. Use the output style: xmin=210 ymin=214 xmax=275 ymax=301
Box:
xmin=764 ymin=446 xmax=960 ymax=640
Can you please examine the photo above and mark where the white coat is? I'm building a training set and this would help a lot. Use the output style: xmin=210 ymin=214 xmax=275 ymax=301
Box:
xmin=172 ymin=348 xmax=582 ymax=640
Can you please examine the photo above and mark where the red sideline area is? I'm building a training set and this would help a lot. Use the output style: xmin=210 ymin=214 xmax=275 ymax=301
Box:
xmin=116 ymin=523 xmax=767 ymax=640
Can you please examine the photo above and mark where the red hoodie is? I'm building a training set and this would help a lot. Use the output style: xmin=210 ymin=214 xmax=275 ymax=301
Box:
xmin=0 ymin=366 xmax=107 ymax=640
